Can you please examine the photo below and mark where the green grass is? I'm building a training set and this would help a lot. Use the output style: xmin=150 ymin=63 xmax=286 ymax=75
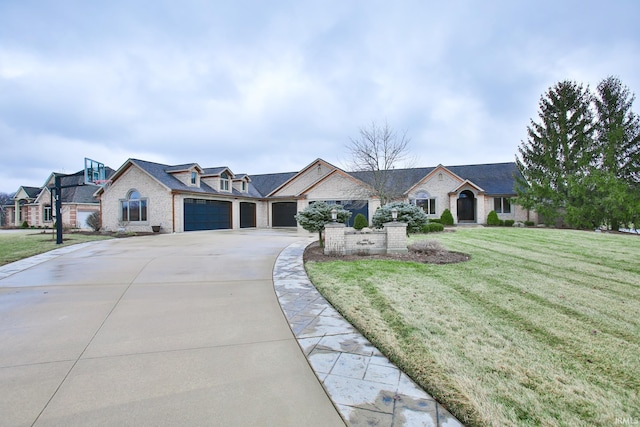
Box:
xmin=305 ymin=228 xmax=640 ymax=427
xmin=0 ymin=231 xmax=112 ymax=266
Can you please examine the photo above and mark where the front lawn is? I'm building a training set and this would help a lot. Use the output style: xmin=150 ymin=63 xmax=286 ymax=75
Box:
xmin=0 ymin=231 xmax=112 ymax=266
xmin=305 ymin=227 xmax=640 ymax=427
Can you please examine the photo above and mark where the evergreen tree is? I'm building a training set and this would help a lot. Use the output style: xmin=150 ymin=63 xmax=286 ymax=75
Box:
xmin=582 ymin=76 xmax=640 ymax=230
xmin=516 ymin=80 xmax=595 ymax=225
xmin=294 ymin=202 xmax=351 ymax=246
xmin=594 ymin=76 xmax=640 ymax=185
xmin=371 ymin=202 xmax=428 ymax=233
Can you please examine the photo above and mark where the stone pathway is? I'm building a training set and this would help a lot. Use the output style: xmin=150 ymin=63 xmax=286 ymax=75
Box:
xmin=273 ymin=240 xmax=463 ymax=427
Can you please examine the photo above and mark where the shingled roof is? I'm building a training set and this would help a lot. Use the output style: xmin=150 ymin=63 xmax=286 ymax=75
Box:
xmin=351 ymin=163 xmax=520 ymax=196
xmin=112 ymin=158 xmax=520 ymax=200
xmin=248 ymin=172 xmax=298 ymax=197
xmin=18 ymin=186 xmax=42 ymax=199
xmin=129 ymin=159 xmax=263 ymax=197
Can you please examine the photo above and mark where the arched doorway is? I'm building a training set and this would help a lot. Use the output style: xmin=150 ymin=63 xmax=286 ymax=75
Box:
xmin=457 ymin=190 xmax=476 ymax=222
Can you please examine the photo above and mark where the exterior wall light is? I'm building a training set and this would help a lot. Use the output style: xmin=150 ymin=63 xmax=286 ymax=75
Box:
xmin=331 ymin=208 xmax=337 ymax=222
xmin=391 ymin=208 xmax=398 ymax=221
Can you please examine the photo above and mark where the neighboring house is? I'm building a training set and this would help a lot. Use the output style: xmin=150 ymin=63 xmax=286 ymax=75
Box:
xmin=97 ymin=158 xmax=536 ymax=233
xmin=5 ymin=169 xmax=114 ymax=229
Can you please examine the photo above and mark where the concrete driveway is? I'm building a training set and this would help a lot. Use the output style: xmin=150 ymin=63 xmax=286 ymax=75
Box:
xmin=0 ymin=229 xmax=345 ymax=426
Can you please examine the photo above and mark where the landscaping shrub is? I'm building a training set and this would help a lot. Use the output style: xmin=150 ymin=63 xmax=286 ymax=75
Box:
xmin=429 ymin=218 xmax=442 ymax=224
xmin=295 ymin=202 xmax=351 ymax=246
xmin=487 ymin=210 xmax=501 ymax=226
xmin=353 ymin=213 xmax=368 ymax=230
xmin=21 ymin=221 xmax=29 ymax=229
xmin=504 ymin=219 xmax=515 ymax=227
xmin=421 ymin=223 xmax=444 ymax=233
xmin=86 ymin=211 xmax=101 ymax=232
xmin=440 ymin=209 xmax=454 ymax=225
xmin=408 ymin=239 xmax=445 ymax=254
xmin=525 ymin=220 xmax=535 ymax=227
xmin=371 ymin=202 xmax=428 ymax=233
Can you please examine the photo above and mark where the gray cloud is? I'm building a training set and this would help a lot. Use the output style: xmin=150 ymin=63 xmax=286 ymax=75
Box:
xmin=1 ymin=0 xmax=639 ymax=193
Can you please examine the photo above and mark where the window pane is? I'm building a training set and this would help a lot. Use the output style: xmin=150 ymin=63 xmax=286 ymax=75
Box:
xmin=494 ymin=198 xmax=502 ymax=213
xmin=140 ymin=201 xmax=147 ymax=221
xmin=429 ymin=198 xmax=436 ymax=215
xmin=121 ymin=202 xmax=129 ymax=221
xmin=503 ymin=198 xmax=511 ymax=213
xmin=130 ymin=201 xmax=140 ymax=221
xmin=129 ymin=191 xmax=140 ymax=200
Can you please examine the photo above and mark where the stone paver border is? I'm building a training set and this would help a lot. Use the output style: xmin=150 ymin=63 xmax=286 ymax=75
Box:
xmin=273 ymin=240 xmax=463 ymax=427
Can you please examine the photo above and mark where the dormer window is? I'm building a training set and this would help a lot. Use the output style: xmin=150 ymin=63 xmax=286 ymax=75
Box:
xmin=242 ymin=181 xmax=247 ymax=192
xmin=191 ymin=171 xmax=197 ymax=185
xmin=220 ymin=172 xmax=230 ymax=191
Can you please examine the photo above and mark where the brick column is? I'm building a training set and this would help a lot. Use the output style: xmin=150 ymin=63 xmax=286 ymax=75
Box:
xmin=324 ymin=223 xmax=346 ymax=255
xmin=384 ymin=222 xmax=408 ymax=254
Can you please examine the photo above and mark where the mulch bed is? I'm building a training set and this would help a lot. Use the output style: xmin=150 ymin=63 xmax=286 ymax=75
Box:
xmin=303 ymin=241 xmax=470 ymax=264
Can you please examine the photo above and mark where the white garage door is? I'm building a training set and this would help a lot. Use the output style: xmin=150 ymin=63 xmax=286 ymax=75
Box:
xmin=76 ymin=211 xmax=92 ymax=229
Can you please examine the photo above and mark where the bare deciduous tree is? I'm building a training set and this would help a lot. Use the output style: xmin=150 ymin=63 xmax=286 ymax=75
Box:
xmin=346 ymin=120 xmax=413 ymax=205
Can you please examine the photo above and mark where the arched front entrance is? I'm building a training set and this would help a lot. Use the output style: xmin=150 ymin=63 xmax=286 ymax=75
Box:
xmin=457 ymin=190 xmax=476 ymax=222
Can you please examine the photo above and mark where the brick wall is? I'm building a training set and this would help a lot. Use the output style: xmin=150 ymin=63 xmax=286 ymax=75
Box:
xmin=101 ymin=165 xmax=174 ymax=233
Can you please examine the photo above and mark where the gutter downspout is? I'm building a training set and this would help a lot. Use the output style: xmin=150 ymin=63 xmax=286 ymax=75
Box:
xmin=172 ymin=192 xmax=176 ymax=233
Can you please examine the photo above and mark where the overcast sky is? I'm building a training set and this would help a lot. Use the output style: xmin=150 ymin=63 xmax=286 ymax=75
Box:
xmin=1 ymin=0 xmax=639 ymax=193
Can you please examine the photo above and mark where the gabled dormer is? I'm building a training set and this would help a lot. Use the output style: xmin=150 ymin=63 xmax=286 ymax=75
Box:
xmin=201 ymin=167 xmax=235 ymax=193
xmin=13 ymin=186 xmax=41 ymax=202
xmin=232 ymin=174 xmax=251 ymax=193
xmin=166 ymin=163 xmax=204 ymax=187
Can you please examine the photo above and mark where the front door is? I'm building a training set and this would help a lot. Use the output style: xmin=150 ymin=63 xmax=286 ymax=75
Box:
xmin=457 ymin=190 xmax=475 ymax=222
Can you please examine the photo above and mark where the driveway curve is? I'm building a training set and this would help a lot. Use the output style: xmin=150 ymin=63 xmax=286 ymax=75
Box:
xmin=0 ymin=229 xmax=344 ymax=426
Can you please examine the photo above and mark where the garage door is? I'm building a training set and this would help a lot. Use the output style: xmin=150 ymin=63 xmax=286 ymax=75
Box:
xmin=272 ymin=202 xmax=297 ymax=227
xmin=184 ymin=199 xmax=231 ymax=231
xmin=76 ymin=211 xmax=93 ymax=230
xmin=240 ymin=202 xmax=256 ymax=228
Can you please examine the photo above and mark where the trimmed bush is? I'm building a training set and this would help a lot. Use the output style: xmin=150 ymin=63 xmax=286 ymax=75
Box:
xmin=372 ymin=202 xmax=428 ymax=234
xmin=21 ymin=221 xmax=29 ymax=229
xmin=86 ymin=211 xmax=102 ymax=232
xmin=353 ymin=213 xmax=368 ymax=230
xmin=421 ymin=223 xmax=444 ymax=233
xmin=524 ymin=220 xmax=535 ymax=227
xmin=429 ymin=218 xmax=442 ymax=224
xmin=440 ymin=209 xmax=454 ymax=226
xmin=504 ymin=219 xmax=515 ymax=227
xmin=295 ymin=202 xmax=352 ymax=246
xmin=487 ymin=210 xmax=501 ymax=226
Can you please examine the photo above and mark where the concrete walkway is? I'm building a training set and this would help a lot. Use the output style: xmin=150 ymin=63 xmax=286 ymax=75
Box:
xmin=0 ymin=230 xmax=344 ymax=426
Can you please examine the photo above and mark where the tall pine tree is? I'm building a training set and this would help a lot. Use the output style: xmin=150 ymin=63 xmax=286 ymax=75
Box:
xmin=516 ymin=80 xmax=595 ymax=225
xmin=594 ymin=76 xmax=640 ymax=184
xmin=588 ymin=76 xmax=640 ymax=230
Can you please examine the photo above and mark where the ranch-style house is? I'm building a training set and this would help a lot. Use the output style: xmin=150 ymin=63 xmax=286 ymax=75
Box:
xmin=96 ymin=158 xmax=536 ymax=233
